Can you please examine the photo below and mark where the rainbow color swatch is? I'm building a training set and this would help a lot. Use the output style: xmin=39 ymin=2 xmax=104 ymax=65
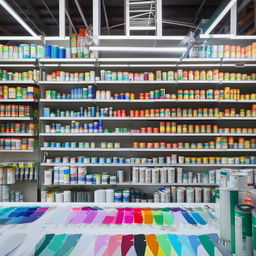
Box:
xmin=65 ymin=207 xmax=215 ymax=226
xmin=29 ymin=232 xmax=228 ymax=256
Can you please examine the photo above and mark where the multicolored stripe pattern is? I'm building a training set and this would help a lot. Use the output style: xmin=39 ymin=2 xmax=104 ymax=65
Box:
xmin=31 ymin=233 xmax=226 ymax=256
xmin=65 ymin=207 xmax=215 ymax=226
xmin=0 ymin=206 xmax=49 ymax=224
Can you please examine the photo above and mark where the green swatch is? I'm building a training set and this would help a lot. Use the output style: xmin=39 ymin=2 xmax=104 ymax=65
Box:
xmin=39 ymin=234 xmax=67 ymax=256
xmin=157 ymin=234 xmax=171 ymax=256
xmin=55 ymin=234 xmax=81 ymax=256
xmin=198 ymin=235 xmax=215 ymax=256
xmin=152 ymin=210 xmax=163 ymax=225
xmin=35 ymin=234 xmax=54 ymax=256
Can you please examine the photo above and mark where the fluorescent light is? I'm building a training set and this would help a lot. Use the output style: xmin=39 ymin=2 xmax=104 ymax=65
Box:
xmin=230 ymin=35 xmax=256 ymax=40
xmin=0 ymin=36 xmax=42 ymax=41
xmin=200 ymin=34 xmax=233 ymax=39
xmin=98 ymin=58 xmax=180 ymax=62
xmin=0 ymin=0 xmax=38 ymax=37
xmin=90 ymin=46 xmax=187 ymax=52
xmin=204 ymin=0 xmax=237 ymax=35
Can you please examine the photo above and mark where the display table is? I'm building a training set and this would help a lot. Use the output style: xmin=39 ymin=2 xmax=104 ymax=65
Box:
xmin=0 ymin=203 xmax=231 ymax=255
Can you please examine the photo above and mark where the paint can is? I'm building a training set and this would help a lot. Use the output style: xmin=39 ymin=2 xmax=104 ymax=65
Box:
xmin=220 ymin=188 xmax=247 ymax=253
xmin=186 ymin=187 xmax=194 ymax=203
xmin=132 ymin=167 xmax=139 ymax=183
xmin=171 ymin=187 xmax=176 ymax=202
xmin=167 ymin=167 xmax=175 ymax=183
xmin=64 ymin=190 xmax=71 ymax=202
xmin=7 ymin=168 xmax=15 ymax=184
xmin=252 ymin=208 xmax=256 ymax=256
xmin=230 ymin=173 xmax=248 ymax=189
xmin=44 ymin=169 xmax=52 ymax=185
xmin=177 ymin=187 xmax=185 ymax=202
xmin=235 ymin=204 xmax=254 ymax=256
xmin=195 ymin=187 xmax=202 ymax=203
xmin=203 ymin=187 xmax=211 ymax=203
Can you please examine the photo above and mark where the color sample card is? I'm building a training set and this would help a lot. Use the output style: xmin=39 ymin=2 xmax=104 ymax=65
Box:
xmin=29 ymin=233 xmax=225 ymax=256
xmin=0 ymin=206 xmax=49 ymax=225
xmin=64 ymin=207 xmax=215 ymax=226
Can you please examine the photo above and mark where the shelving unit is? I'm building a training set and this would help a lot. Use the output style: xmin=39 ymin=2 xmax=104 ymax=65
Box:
xmin=38 ymin=44 xmax=256 ymax=203
xmin=0 ymin=60 xmax=39 ymax=202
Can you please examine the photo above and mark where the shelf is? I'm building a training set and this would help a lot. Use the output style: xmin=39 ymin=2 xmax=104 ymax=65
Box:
xmin=41 ymin=163 xmax=256 ymax=167
xmin=0 ymin=80 xmax=36 ymax=85
xmin=39 ymin=133 xmax=256 ymax=137
xmin=39 ymin=58 xmax=96 ymax=64
xmin=40 ymin=147 xmax=256 ymax=152
xmin=39 ymin=99 xmax=256 ymax=103
xmin=0 ymin=133 xmax=35 ymax=137
xmin=39 ymin=81 xmax=95 ymax=85
xmin=38 ymin=80 xmax=256 ymax=86
xmin=0 ymin=59 xmax=37 ymax=64
xmin=0 ymin=150 xmax=35 ymax=152
xmin=42 ymin=183 xmax=217 ymax=187
xmin=0 ymin=117 xmax=33 ymax=120
xmin=40 ymin=117 xmax=256 ymax=121
xmin=0 ymin=99 xmax=38 ymax=103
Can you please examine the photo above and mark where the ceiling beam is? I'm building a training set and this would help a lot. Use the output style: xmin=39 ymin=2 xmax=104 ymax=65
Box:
xmin=74 ymin=0 xmax=88 ymax=28
xmin=18 ymin=0 xmax=47 ymax=35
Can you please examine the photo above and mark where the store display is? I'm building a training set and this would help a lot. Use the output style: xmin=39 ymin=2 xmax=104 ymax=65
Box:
xmin=46 ymin=71 xmax=95 ymax=81
xmin=41 ymin=105 xmax=256 ymax=118
xmin=43 ymin=87 xmax=256 ymax=101
xmin=0 ymin=104 xmax=35 ymax=117
xmin=0 ymin=122 xmax=36 ymax=134
xmin=0 ymin=69 xmax=39 ymax=81
xmin=99 ymin=69 xmax=256 ymax=81
xmin=0 ymin=85 xmax=38 ymax=99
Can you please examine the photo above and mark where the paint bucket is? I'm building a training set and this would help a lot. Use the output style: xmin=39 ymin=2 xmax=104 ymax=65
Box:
xmin=252 ymin=208 xmax=256 ymax=255
xmin=220 ymin=188 xmax=247 ymax=253
xmin=235 ymin=204 xmax=254 ymax=256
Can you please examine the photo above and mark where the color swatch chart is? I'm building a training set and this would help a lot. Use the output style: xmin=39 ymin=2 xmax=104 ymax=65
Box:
xmin=0 ymin=232 xmax=232 ymax=256
xmin=63 ymin=207 xmax=215 ymax=226
xmin=0 ymin=206 xmax=49 ymax=224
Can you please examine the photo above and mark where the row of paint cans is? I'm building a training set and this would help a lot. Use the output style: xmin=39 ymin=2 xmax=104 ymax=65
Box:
xmin=216 ymin=168 xmax=255 ymax=188
xmin=153 ymin=186 xmax=213 ymax=203
xmin=41 ymin=190 xmax=71 ymax=202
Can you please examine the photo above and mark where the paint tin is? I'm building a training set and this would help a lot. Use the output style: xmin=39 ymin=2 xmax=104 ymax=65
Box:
xmin=235 ymin=204 xmax=254 ymax=256
xmin=7 ymin=168 xmax=15 ymax=184
xmin=177 ymin=187 xmax=185 ymax=202
xmin=139 ymin=168 xmax=145 ymax=183
xmin=171 ymin=187 xmax=177 ymax=202
xmin=44 ymin=169 xmax=52 ymax=185
xmin=177 ymin=167 xmax=183 ymax=183
xmin=152 ymin=168 xmax=159 ymax=184
xmin=132 ymin=167 xmax=139 ymax=183
xmin=230 ymin=173 xmax=247 ymax=189
xmin=145 ymin=168 xmax=152 ymax=183
xmin=186 ymin=187 xmax=194 ymax=203
xmin=2 ymin=185 xmax=9 ymax=202
xmin=195 ymin=187 xmax=202 ymax=203
xmin=203 ymin=187 xmax=211 ymax=203
xmin=160 ymin=168 xmax=167 ymax=183
xmin=117 ymin=170 xmax=124 ymax=183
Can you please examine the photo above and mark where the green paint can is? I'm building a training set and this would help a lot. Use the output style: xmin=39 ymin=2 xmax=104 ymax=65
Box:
xmin=252 ymin=208 xmax=256 ymax=256
xmin=235 ymin=204 xmax=254 ymax=256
